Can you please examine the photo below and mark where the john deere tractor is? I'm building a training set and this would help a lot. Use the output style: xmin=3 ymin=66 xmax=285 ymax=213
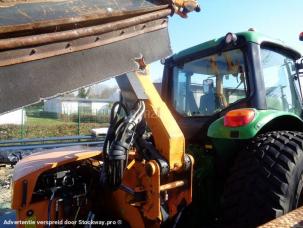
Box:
xmin=160 ymin=31 xmax=303 ymax=226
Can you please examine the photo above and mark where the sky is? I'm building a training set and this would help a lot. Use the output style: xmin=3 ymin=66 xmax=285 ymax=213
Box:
xmin=150 ymin=0 xmax=303 ymax=81
xmin=88 ymin=0 xmax=303 ymax=89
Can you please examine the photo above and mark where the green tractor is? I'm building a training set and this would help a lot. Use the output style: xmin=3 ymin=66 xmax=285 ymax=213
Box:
xmin=160 ymin=31 xmax=303 ymax=227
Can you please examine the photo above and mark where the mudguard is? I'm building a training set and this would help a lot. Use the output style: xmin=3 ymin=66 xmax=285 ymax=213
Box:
xmin=207 ymin=109 xmax=303 ymax=140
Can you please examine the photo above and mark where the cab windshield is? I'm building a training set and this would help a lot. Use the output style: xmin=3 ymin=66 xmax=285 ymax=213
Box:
xmin=173 ymin=49 xmax=247 ymax=116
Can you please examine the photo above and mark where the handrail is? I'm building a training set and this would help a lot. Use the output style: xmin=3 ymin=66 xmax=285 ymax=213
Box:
xmin=0 ymin=135 xmax=100 ymax=145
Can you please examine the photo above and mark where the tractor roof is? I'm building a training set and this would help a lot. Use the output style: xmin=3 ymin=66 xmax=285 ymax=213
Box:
xmin=173 ymin=31 xmax=301 ymax=61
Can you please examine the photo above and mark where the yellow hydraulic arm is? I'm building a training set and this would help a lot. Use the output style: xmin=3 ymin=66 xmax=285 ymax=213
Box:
xmin=107 ymin=64 xmax=193 ymax=228
xmin=135 ymin=66 xmax=186 ymax=170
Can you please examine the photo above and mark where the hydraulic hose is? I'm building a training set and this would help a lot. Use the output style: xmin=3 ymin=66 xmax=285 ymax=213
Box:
xmin=102 ymin=101 xmax=145 ymax=189
xmin=47 ymin=187 xmax=59 ymax=228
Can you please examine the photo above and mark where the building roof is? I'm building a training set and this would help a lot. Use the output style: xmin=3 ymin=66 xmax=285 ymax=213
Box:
xmin=49 ymin=97 xmax=115 ymax=103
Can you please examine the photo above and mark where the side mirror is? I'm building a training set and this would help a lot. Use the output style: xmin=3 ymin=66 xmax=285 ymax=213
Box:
xmin=297 ymin=61 xmax=303 ymax=70
xmin=296 ymin=59 xmax=303 ymax=75
xmin=300 ymin=32 xmax=303 ymax=41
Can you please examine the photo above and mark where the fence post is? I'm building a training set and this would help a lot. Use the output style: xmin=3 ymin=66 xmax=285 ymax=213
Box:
xmin=20 ymin=108 xmax=25 ymax=139
xmin=77 ymin=103 xmax=80 ymax=136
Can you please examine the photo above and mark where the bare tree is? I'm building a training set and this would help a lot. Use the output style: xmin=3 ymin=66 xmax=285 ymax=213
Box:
xmin=77 ymin=88 xmax=90 ymax=98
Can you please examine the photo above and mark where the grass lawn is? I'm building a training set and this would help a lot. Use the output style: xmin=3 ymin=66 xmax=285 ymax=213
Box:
xmin=0 ymin=117 xmax=109 ymax=139
xmin=26 ymin=117 xmax=75 ymax=126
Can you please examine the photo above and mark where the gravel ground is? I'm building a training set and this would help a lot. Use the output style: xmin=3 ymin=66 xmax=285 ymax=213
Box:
xmin=0 ymin=165 xmax=13 ymax=209
xmin=0 ymin=149 xmax=42 ymax=210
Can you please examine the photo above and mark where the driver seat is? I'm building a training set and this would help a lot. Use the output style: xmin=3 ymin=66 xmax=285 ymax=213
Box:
xmin=199 ymin=91 xmax=216 ymax=115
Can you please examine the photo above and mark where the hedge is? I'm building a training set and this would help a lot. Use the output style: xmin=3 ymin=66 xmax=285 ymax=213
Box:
xmin=0 ymin=123 xmax=109 ymax=140
xmin=26 ymin=111 xmax=58 ymax=119
xmin=60 ymin=114 xmax=110 ymax=123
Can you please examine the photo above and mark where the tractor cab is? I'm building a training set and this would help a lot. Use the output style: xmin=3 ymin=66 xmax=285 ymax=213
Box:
xmin=162 ymin=31 xmax=303 ymax=143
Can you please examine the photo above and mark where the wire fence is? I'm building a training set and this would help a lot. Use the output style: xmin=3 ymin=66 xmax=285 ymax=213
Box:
xmin=0 ymin=99 xmax=112 ymax=140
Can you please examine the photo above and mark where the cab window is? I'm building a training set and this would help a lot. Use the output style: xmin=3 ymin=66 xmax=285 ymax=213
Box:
xmin=261 ymin=48 xmax=301 ymax=115
xmin=173 ymin=49 xmax=247 ymax=116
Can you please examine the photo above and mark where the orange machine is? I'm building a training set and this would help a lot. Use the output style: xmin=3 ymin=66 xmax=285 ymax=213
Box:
xmin=11 ymin=66 xmax=194 ymax=228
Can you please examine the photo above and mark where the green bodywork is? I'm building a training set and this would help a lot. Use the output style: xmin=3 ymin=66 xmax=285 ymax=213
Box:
xmin=187 ymin=144 xmax=217 ymax=226
xmin=207 ymin=109 xmax=303 ymax=163
xmin=173 ymin=31 xmax=301 ymax=61
xmin=207 ymin=109 xmax=303 ymax=140
xmin=188 ymin=109 xmax=303 ymax=225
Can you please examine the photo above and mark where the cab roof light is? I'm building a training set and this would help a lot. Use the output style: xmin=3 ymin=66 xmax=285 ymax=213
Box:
xmin=225 ymin=33 xmax=238 ymax=44
xmin=224 ymin=109 xmax=255 ymax=128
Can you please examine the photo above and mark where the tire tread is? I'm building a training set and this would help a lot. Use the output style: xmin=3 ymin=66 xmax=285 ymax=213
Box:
xmin=222 ymin=131 xmax=303 ymax=227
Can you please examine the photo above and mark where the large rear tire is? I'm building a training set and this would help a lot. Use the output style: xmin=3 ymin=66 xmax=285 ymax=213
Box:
xmin=222 ymin=131 xmax=303 ymax=227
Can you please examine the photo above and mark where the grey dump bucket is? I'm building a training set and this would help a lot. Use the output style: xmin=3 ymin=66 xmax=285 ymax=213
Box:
xmin=0 ymin=0 xmax=173 ymax=114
